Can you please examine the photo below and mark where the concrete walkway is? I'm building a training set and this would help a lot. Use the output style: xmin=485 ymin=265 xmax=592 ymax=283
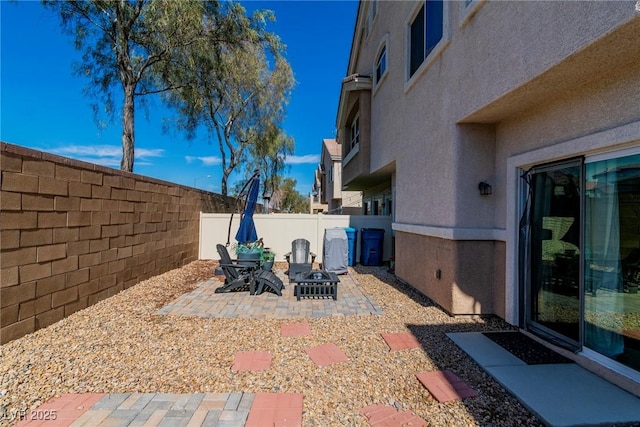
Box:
xmin=448 ymin=332 xmax=640 ymax=427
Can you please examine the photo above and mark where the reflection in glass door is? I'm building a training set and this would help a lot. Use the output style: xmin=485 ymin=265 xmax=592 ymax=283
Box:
xmin=525 ymin=160 xmax=582 ymax=346
xmin=584 ymin=152 xmax=640 ymax=371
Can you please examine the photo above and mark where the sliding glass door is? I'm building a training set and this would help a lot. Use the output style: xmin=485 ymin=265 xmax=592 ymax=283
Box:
xmin=524 ymin=160 xmax=582 ymax=347
xmin=521 ymin=149 xmax=640 ymax=372
xmin=584 ymin=152 xmax=640 ymax=371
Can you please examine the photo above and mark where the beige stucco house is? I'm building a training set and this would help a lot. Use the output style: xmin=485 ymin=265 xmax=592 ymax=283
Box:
xmin=313 ymin=138 xmax=363 ymax=215
xmin=309 ymin=165 xmax=328 ymax=213
xmin=338 ymin=0 xmax=640 ymax=390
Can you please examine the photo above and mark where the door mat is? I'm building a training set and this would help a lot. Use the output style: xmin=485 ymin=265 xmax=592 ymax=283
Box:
xmin=483 ymin=331 xmax=574 ymax=365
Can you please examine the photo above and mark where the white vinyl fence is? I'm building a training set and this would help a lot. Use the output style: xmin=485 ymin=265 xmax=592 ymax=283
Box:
xmin=199 ymin=213 xmax=393 ymax=263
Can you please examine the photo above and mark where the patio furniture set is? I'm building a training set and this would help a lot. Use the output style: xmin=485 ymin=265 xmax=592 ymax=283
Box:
xmin=215 ymin=240 xmax=340 ymax=300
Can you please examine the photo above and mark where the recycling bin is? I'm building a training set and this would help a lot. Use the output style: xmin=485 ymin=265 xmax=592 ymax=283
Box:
xmin=344 ymin=227 xmax=357 ymax=266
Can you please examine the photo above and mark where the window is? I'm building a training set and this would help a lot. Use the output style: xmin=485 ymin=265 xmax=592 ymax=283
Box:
xmin=409 ymin=0 xmax=444 ymax=78
xmin=375 ymin=46 xmax=387 ymax=84
xmin=350 ymin=115 xmax=360 ymax=150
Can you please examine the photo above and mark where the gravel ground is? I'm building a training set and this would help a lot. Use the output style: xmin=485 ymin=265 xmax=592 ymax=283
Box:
xmin=0 ymin=260 xmax=543 ymax=426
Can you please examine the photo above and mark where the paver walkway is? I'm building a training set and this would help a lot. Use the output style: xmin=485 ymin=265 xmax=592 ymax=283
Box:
xmin=14 ymin=392 xmax=303 ymax=427
xmin=305 ymin=343 xmax=349 ymax=367
xmin=380 ymin=332 xmax=421 ymax=351
xmin=359 ymin=404 xmax=426 ymax=426
xmin=156 ymin=269 xmax=382 ymax=319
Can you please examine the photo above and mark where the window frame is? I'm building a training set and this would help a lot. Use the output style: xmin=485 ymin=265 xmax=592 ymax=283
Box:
xmin=373 ymin=34 xmax=390 ymax=94
xmin=349 ymin=114 xmax=360 ymax=151
xmin=408 ymin=3 xmax=426 ymax=78
xmin=405 ymin=0 xmax=450 ymax=92
xmin=375 ymin=46 xmax=387 ymax=84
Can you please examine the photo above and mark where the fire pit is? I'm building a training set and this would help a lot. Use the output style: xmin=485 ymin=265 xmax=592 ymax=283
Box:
xmin=293 ymin=270 xmax=339 ymax=300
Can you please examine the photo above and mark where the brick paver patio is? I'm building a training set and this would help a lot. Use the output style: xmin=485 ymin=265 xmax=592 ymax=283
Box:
xmin=156 ymin=269 xmax=383 ymax=319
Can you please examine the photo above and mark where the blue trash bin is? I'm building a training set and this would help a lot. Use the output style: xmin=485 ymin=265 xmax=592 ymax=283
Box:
xmin=360 ymin=228 xmax=384 ymax=266
xmin=344 ymin=227 xmax=357 ymax=266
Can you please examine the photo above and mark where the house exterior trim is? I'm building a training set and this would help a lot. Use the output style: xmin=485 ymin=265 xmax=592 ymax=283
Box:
xmin=393 ymin=222 xmax=505 ymax=241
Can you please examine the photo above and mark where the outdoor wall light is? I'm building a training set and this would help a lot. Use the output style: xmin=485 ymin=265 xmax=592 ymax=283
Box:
xmin=478 ymin=181 xmax=492 ymax=196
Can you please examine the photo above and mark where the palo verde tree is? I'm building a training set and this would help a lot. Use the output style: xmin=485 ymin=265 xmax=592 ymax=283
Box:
xmin=44 ymin=0 xmax=274 ymax=172
xmin=164 ymin=12 xmax=295 ymax=196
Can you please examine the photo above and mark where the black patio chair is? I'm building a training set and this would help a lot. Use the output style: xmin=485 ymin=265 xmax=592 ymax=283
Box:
xmin=254 ymin=270 xmax=285 ymax=296
xmin=284 ymin=238 xmax=316 ymax=281
xmin=215 ymin=244 xmax=261 ymax=294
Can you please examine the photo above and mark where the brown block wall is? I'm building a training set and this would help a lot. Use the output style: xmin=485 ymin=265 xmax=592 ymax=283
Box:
xmin=1 ymin=142 xmax=237 ymax=344
xmin=395 ymin=231 xmax=499 ymax=315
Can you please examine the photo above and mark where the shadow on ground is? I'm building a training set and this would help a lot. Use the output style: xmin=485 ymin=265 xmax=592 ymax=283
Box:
xmin=353 ymin=265 xmax=544 ymax=426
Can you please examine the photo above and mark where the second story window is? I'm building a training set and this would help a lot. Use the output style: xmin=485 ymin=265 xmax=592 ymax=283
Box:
xmin=409 ymin=0 xmax=444 ymax=78
xmin=350 ymin=115 xmax=360 ymax=150
xmin=375 ymin=46 xmax=387 ymax=84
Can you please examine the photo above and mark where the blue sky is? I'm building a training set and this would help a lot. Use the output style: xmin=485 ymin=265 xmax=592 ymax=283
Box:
xmin=1 ymin=1 xmax=358 ymax=195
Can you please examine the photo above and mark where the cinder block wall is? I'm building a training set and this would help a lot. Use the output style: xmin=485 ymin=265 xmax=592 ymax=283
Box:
xmin=1 ymin=142 xmax=236 ymax=344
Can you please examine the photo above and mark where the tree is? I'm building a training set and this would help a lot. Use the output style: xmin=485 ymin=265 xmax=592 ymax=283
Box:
xmin=44 ymin=0 xmax=272 ymax=172
xmin=247 ymin=123 xmax=294 ymax=202
xmin=273 ymin=178 xmax=308 ymax=213
xmin=164 ymin=14 xmax=295 ymax=195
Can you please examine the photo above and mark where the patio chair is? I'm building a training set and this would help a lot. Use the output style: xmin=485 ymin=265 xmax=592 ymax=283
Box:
xmin=254 ymin=270 xmax=285 ymax=296
xmin=284 ymin=238 xmax=316 ymax=281
xmin=215 ymin=244 xmax=261 ymax=294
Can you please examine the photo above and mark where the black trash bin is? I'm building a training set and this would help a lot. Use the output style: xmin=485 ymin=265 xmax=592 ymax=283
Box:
xmin=360 ymin=228 xmax=384 ymax=266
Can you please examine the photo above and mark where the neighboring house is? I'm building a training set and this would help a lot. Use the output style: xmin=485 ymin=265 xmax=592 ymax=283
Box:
xmin=338 ymin=1 xmax=640 ymax=389
xmin=316 ymin=138 xmax=363 ymax=215
xmin=309 ymin=165 xmax=328 ymax=213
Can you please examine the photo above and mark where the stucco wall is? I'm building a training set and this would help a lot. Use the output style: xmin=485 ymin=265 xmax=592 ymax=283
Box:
xmin=354 ymin=1 xmax=639 ymax=229
xmin=0 ymin=142 xmax=236 ymax=344
xmin=347 ymin=0 xmax=638 ymax=323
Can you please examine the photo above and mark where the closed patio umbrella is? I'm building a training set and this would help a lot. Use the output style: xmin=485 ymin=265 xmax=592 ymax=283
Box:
xmin=235 ymin=173 xmax=260 ymax=244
